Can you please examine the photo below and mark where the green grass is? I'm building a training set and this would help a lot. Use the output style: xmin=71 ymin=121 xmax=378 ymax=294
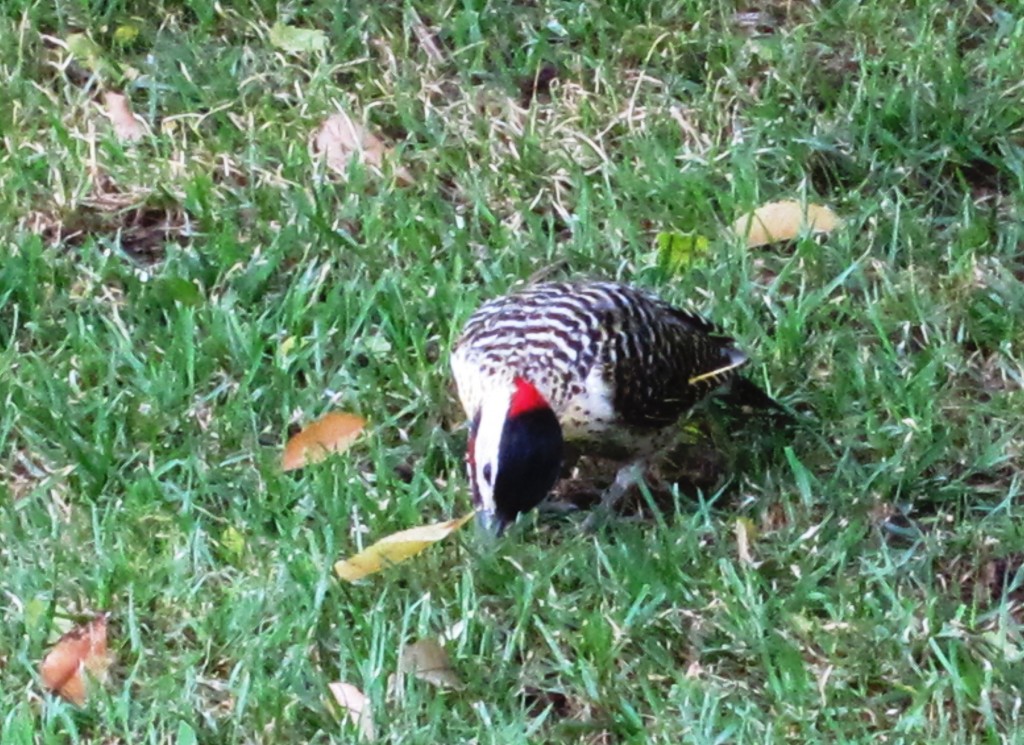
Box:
xmin=2 ymin=0 xmax=1023 ymax=742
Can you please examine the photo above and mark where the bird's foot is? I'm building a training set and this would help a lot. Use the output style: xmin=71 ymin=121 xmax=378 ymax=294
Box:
xmin=537 ymin=499 xmax=580 ymax=515
xmin=581 ymin=460 xmax=647 ymax=532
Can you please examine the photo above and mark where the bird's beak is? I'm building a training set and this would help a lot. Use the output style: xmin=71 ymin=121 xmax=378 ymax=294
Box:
xmin=475 ymin=509 xmax=509 ymax=538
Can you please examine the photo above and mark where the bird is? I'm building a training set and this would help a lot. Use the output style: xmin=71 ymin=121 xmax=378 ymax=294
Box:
xmin=451 ymin=279 xmax=786 ymax=535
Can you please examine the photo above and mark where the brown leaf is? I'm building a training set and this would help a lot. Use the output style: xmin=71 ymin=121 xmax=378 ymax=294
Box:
xmin=730 ymin=200 xmax=842 ymax=247
xmin=39 ymin=613 xmax=112 ymax=705
xmin=313 ymin=111 xmax=414 ymax=185
xmin=328 ymin=681 xmax=375 ymax=740
xmin=281 ymin=411 xmax=366 ymax=471
xmin=103 ymin=92 xmax=147 ymax=142
xmin=399 ymin=639 xmax=464 ymax=690
xmin=334 ymin=512 xmax=476 ymax=582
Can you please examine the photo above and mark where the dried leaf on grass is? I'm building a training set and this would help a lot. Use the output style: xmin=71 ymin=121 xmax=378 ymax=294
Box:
xmin=103 ymin=92 xmax=147 ymax=142
xmin=313 ymin=112 xmax=414 ymax=186
xmin=399 ymin=639 xmax=464 ymax=690
xmin=328 ymin=681 xmax=375 ymax=740
xmin=269 ymin=22 xmax=328 ymax=54
xmin=735 ymin=517 xmax=759 ymax=566
xmin=39 ymin=613 xmax=112 ymax=705
xmin=334 ymin=512 xmax=476 ymax=582
xmin=730 ymin=200 xmax=842 ymax=247
xmin=281 ymin=412 xmax=366 ymax=471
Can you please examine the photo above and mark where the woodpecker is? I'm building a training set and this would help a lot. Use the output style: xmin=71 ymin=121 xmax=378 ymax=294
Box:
xmin=452 ymin=280 xmax=783 ymax=535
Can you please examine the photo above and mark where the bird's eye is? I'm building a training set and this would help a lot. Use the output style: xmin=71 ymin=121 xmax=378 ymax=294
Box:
xmin=482 ymin=463 xmax=493 ymax=485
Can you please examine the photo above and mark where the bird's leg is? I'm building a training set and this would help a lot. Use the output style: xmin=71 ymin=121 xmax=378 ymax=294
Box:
xmin=582 ymin=458 xmax=648 ymax=531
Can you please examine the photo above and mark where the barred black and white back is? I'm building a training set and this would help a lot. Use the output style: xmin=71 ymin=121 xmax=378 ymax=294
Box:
xmin=451 ymin=280 xmax=748 ymax=447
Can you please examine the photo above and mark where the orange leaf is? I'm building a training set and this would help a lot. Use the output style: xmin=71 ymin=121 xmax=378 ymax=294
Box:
xmin=730 ymin=200 xmax=842 ymax=247
xmin=334 ymin=512 xmax=476 ymax=582
xmin=39 ymin=613 xmax=111 ymax=705
xmin=103 ymin=92 xmax=147 ymax=142
xmin=328 ymin=681 xmax=375 ymax=740
xmin=282 ymin=412 xmax=366 ymax=471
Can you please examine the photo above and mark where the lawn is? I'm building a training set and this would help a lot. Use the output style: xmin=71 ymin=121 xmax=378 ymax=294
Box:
xmin=1 ymin=1 xmax=1023 ymax=742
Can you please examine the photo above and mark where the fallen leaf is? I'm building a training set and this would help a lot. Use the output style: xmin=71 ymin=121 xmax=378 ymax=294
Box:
xmin=113 ymin=24 xmax=140 ymax=46
xmin=655 ymin=231 xmax=710 ymax=272
xmin=730 ymin=200 xmax=842 ymax=247
xmin=315 ymin=111 xmax=383 ymax=170
xmin=328 ymin=681 xmax=375 ymax=740
xmin=313 ymin=111 xmax=414 ymax=185
xmin=65 ymin=33 xmax=106 ymax=73
xmin=39 ymin=613 xmax=112 ymax=705
xmin=103 ymin=92 xmax=147 ymax=142
xmin=220 ymin=526 xmax=246 ymax=560
xmin=152 ymin=276 xmax=200 ymax=306
xmin=334 ymin=512 xmax=476 ymax=582
xmin=23 ymin=597 xmax=49 ymax=631
xmin=278 ymin=335 xmax=298 ymax=364
xmin=281 ymin=411 xmax=366 ymax=472
xmin=735 ymin=517 xmax=759 ymax=566
xmin=399 ymin=639 xmax=464 ymax=690
xmin=269 ymin=22 xmax=328 ymax=54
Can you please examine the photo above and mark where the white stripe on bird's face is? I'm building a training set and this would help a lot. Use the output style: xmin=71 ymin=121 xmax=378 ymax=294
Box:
xmin=469 ymin=386 xmax=512 ymax=515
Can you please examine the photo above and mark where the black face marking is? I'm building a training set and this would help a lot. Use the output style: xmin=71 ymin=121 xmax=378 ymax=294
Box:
xmin=492 ymin=407 xmax=563 ymax=527
xmin=482 ymin=463 xmax=493 ymax=485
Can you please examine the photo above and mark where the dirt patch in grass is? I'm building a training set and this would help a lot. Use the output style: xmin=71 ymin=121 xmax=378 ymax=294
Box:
xmin=1 ymin=447 xmax=65 ymax=503
xmin=520 ymin=683 xmax=614 ymax=744
xmin=937 ymin=550 xmax=1024 ymax=621
xmin=27 ymin=172 xmax=192 ymax=263
xmin=549 ymin=414 xmax=786 ymax=521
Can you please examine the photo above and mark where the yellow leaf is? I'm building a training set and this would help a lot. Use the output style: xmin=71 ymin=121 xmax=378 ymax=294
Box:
xmin=113 ymin=24 xmax=140 ymax=46
xmin=327 ymin=681 xmax=375 ymax=740
xmin=103 ymin=92 xmax=147 ymax=142
xmin=399 ymin=639 xmax=464 ymax=690
xmin=39 ymin=613 xmax=112 ymax=706
xmin=220 ymin=526 xmax=246 ymax=560
xmin=278 ymin=335 xmax=297 ymax=363
xmin=730 ymin=200 xmax=842 ymax=247
xmin=334 ymin=512 xmax=476 ymax=582
xmin=23 ymin=597 xmax=49 ymax=631
xmin=281 ymin=411 xmax=366 ymax=472
xmin=735 ymin=517 xmax=759 ymax=566
xmin=269 ymin=22 xmax=328 ymax=54
xmin=65 ymin=33 xmax=105 ymax=72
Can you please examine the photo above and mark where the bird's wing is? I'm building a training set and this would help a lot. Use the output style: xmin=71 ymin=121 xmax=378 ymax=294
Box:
xmin=602 ymin=295 xmax=748 ymax=429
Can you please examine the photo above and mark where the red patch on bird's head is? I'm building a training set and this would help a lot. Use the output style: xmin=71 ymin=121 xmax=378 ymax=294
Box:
xmin=508 ymin=377 xmax=549 ymax=417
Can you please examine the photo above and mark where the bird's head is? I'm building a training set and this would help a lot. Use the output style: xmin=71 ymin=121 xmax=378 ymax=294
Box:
xmin=467 ymin=376 xmax=563 ymax=536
